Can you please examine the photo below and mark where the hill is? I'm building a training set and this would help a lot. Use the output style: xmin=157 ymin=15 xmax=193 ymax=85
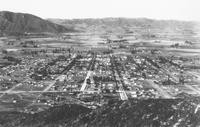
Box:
xmin=0 ymin=11 xmax=73 ymax=35
xmin=0 ymin=94 xmax=200 ymax=127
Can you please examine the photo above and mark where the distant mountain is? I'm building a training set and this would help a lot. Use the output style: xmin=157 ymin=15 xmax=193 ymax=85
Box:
xmin=0 ymin=11 xmax=74 ymax=35
xmin=48 ymin=18 xmax=200 ymax=41
xmin=48 ymin=18 xmax=197 ymax=32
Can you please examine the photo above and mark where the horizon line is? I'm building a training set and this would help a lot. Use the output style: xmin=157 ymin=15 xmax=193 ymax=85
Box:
xmin=1 ymin=10 xmax=199 ymax=22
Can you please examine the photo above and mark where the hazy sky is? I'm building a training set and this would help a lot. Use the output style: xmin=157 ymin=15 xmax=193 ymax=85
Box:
xmin=0 ymin=0 xmax=199 ymax=21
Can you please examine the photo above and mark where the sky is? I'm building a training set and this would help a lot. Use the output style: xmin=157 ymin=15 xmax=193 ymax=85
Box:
xmin=0 ymin=0 xmax=199 ymax=21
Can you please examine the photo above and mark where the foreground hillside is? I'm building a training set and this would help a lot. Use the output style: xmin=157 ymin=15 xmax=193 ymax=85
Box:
xmin=0 ymin=94 xmax=200 ymax=127
xmin=0 ymin=11 xmax=73 ymax=35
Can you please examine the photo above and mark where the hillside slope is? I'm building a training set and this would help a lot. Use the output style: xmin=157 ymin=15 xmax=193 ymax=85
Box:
xmin=0 ymin=11 xmax=73 ymax=35
xmin=0 ymin=94 xmax=200 ymax=127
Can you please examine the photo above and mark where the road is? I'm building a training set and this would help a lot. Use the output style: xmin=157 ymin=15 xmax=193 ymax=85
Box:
xmin=118 ymin=90 xmax=128 ymax=100
xmin=110 ymin=55 xmax=128 ymax=100
xmin=33 ymin=55 xmax=78 ymax=92
xmin=80 ymin=54 xmax=96 ymax=92
xmin=114 ymin=70 xmax=128 ymax=100
xmin=0 ymin=54 xmax=77 ymax=97
xmin=43 ymin=75 xmax=66 ymax=92
xmin=161 ymin=68 xmax=178 ymax=82
xmin=181 ymin=71 xmax=200 ymax=95
xmin=184 ymin=84 xmax=200 ymax=95
xmin=187 ymin=71 xmax=200 ymax=81
xmin=62 ymin=54 xmax=77 ymax=74
xmin=80 ymin=71 xmax=92 ymax=91
xmin=145 ymin=57 xmax=200 ymax=95
xmin=0 ymin=74 xmax=66 ymax=96
xmin=0 ymin=83 xmax=22 ymax=98
xmin=146 ymin=79 xmax=172 ymax=99
xmin=0 ymin=90 xmax=74 ymax=94
xmin=142 ymin=56 xmax=178 ymax=82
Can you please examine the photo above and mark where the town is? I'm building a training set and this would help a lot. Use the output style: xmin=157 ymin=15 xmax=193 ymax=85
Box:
xmin=1 ymin=0 xmax=200 ymax=126
xmin=0 ymin=34 xmax=200 ymax=114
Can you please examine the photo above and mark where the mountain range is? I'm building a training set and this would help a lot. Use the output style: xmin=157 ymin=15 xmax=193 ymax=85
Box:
xmin=0 ymin=11 xmax=200 ymax=41
xmin=48 ymin=18 xmax=200 ymax=41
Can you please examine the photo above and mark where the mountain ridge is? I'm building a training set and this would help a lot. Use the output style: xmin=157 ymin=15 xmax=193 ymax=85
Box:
xmin=48 ymin=17 xmax=199 ymax=37
xmin=0 ymin=11 xmax=74 ymax=35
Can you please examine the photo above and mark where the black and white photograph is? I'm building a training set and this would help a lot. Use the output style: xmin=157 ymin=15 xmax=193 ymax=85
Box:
xmin=0 ymin=0 xmax=200 ymax=126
